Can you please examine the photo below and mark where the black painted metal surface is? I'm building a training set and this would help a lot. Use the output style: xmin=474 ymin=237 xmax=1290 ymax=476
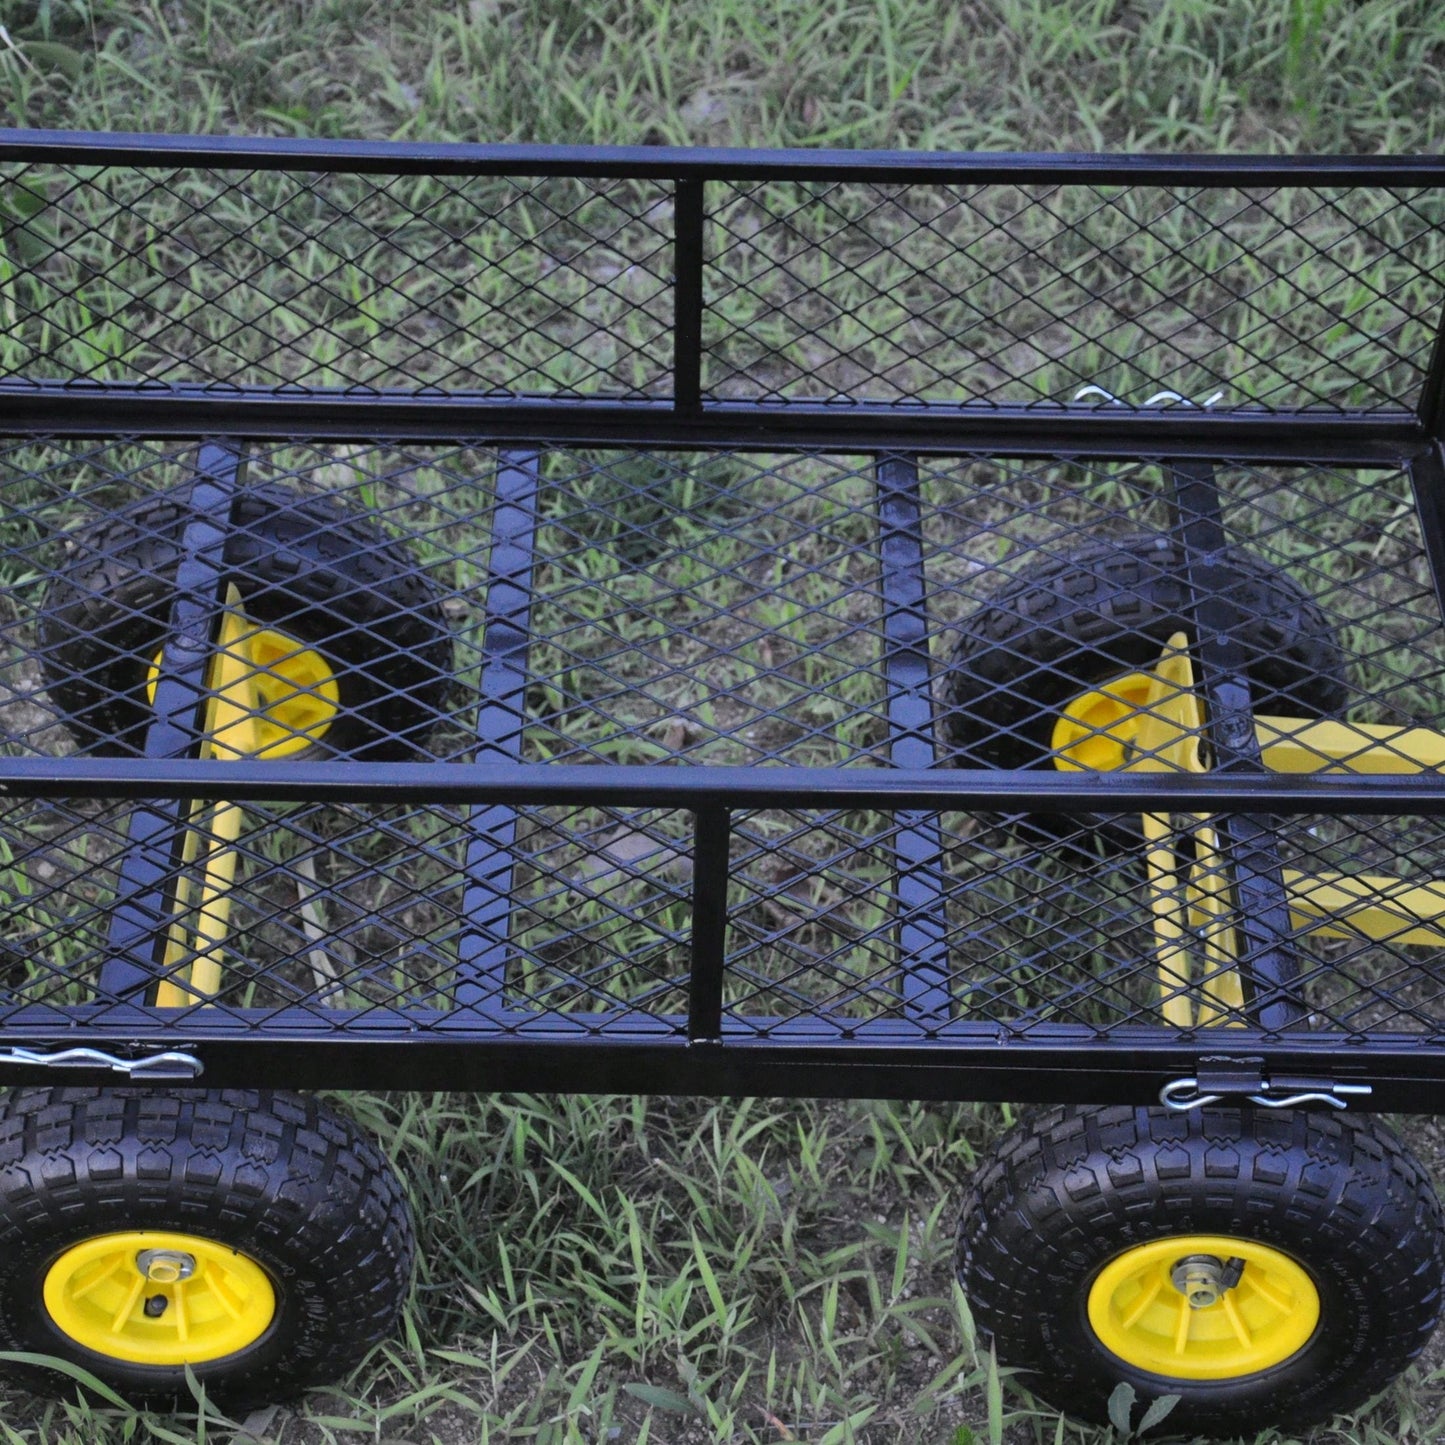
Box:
xmin=1 ymin=132 xmax=1445 ymax=1104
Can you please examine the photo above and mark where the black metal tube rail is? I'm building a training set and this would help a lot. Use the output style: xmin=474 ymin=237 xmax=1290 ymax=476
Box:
xmin=5 ymin=129 xmax=1445 ymax=186
xmin=5 ymin=758 xmax=1445 ymax=813
xmin=100 ymin=442 xmax=244 ymax=1001
xmin=0 ymin=389 xmax=1427 ymax=460
xmin=1168 ymin=459 xmax=1303 ymax=1030
xmin=0 ymin=1023 xmax=1432 ymax=1110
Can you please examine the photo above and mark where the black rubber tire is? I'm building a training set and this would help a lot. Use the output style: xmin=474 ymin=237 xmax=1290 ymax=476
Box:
xmin=40 ymin=484 xmax=452 ymax=759
xmin=956 ymin=1103 xmax=1444 ymax=1436
xmin=0 ymin=1087 xmax=414 ymax=1409
xmin=941 ymin=534 xmax=1348 ymax=852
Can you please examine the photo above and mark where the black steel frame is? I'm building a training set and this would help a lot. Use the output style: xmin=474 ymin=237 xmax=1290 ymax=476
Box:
xmin=4 ymin=129 xmax=1445 ymax=1108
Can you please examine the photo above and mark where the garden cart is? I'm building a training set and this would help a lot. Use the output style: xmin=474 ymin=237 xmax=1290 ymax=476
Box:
xmin=1 ymin=129 xmax=1445 ymax=1436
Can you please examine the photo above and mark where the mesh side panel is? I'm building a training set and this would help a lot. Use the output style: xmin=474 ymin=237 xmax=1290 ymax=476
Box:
xmin=1 ymin=441 xmax=895 ymax=768
xmin=8 ymin=794 xmax=1445 ymax=1039
xmin=705 ymin=181 xmax=1445 ymax=411
xmin=4 ymin=440 xmax=1445 ymax=1041
xmin=4 ymin=163 xmax=1443 ymax=411
xmin=0 ymin=794 xmax=693 ymax=1030
xmin=0 ymin=166 xmax=674 ymax=398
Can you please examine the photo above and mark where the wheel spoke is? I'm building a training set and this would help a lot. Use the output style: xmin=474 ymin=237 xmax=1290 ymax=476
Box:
xmin=70 ymin=1254 xmax=125 ymax=1304
xmin=1120 ymin=1273 xmax=1163 ymax=1331
xmin=171 ymin=1280 xmax=188 ymax=1343
xmin=1222 ymin=1291 xmax=1252 ymax=1348
xmin=109 ymin=1274 xmax=145 ymax=1336
xmin=1173 ymin=1295 xmax=1192 ymax=1355
xmin=209 ymin=1269 xmax=244 ymax=1321
xmin=1250 ymin=1276 xmax=1291 ymax=1314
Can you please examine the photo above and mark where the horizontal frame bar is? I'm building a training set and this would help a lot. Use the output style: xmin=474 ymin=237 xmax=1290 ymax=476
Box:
xmin=0 ymin=1002 xmax=1430 ymax=1048
xmin=0 ymin=1026 xmax=1429 ymax=1109
xmin=0 ymin=388 xmax=1423 ymax=464
xmin=5 ymin=758 xmax=1445 ymax=814
xmin=5 ymin=129 xmax=1445 ymax=187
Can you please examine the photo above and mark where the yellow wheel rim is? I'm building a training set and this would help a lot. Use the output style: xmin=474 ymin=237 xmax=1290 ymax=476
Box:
xmin=43 ymin=1230 xmax=276 ymax=1365
xmin=1052 ymin=671 xmax=1159 ymax=772
xmin=147 ymin=623 xmax=339 ymax=759
xmin=1087 ymin=1235 xmax=1319 ymax=1380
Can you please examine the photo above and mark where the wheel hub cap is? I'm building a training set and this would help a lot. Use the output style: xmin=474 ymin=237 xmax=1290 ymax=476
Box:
xmin=136 ymin=1248 xmax=197 ymax=1284
xmin=147 ymin=617 xmax=339 ymax=759
xmin=1170 ymin=1253 xmax=1240 ymax=1310
xmin=1087 ymin=1234 xmax=1319 ymax=1380
xmin=44 ymin=1230 xmax=276 ymax=1365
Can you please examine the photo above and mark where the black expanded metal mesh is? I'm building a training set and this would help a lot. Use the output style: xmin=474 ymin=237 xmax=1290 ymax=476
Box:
xmin=2 ymin=144 xmax=1445 ymax=1060
xmin=0 ymin=166 xmax=676 ymax=398
xmin=4 ymin=160 xmax=1445 ymax=411
xmin=4 ymin=440 xmax=1445 ymax=1040
xmin=705 ymin=181 xmax=1445 ymax=412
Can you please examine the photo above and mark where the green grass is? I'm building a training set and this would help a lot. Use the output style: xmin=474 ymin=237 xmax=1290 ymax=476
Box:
xmin=2 ymin=1 xmax=1445 ymax=1442
xmin=3 ymin=0 xmax=1443 ymax=154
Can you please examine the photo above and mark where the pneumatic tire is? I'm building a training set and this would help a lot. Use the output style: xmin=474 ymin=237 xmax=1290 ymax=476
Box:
xmin=40 ymin=484 xmax=452 ymax=759
xmin=956 ymin=1103 xmax=1444 ymax=1436
xmin=0 ymin=1087 xmax=414 ymax=1409
xmin=941 ymin=534 xmax=1348 ymax=852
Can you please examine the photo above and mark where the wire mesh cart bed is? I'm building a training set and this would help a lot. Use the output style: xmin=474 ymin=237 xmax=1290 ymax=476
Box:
xmin=1 ymin=130 xmax=1445 ymax=1433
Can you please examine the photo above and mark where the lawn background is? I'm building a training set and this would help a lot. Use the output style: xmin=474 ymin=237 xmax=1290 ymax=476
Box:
xmin=1 ymin=1 xmax=1445 ymax=1442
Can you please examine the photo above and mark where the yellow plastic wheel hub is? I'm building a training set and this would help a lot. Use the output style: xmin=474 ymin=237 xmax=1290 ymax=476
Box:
xmin=43 ymin=1230 xmax=276 ymax=1365
xmin=1051 ymin=636 xmax=1206 ymax=777
xmin=1052 ymin=671 xmax=1161 ymax=772
xmin=1087 ymin=1235 xmax=1319 ymax=1380
xmin=147 ymin=620 xmax=339 ymax=759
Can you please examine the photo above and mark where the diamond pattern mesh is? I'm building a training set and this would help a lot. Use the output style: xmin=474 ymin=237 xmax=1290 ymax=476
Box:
xmin=705 ymin=181 xmax=1445 ymax=410
xmin=0 ymin=166 xmax=675 ymax=398
xmin=4 ymin=162 xmax=1444 ymax=410
xmin=4 ymin=439 xmax=1445 ymax=1041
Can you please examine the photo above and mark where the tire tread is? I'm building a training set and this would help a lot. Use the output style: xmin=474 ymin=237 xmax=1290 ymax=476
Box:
xmin=0 ymin=1087 xmax=413 ymax=1409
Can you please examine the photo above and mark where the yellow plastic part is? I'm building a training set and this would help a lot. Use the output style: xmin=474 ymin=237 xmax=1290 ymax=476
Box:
xmin=1255 ymin=715 xmax=1445 ymax=774
xmin=146 ymin=612 xmax=338 ymax=761
xmin=1056 ymin=680 xmax=1445 ymax=781
xmin=1047 ymin=635 xmax=1445 ymax=1017
xmin=43 ymin=1230 xmax=275 ymax=1366
xmin=153 ymin=794 xmax=245 ymax=1007
xmin=1284 ymin=868 xmax=1445 ymax=947
xmin=149 ymin=596 xmax=338 ymax=1007
xmin=1051 ymin=664 xmax=1195 ymax=776
xmin=1052 ymin=636 xmax=1245 ymax=1025
xmin=1087 ymin=1235 xmax=1319 ymax=1381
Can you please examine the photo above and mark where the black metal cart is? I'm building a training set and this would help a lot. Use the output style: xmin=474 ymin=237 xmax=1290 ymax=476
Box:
xmin=2 ymin=130 xmax=1445 ymax=1434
